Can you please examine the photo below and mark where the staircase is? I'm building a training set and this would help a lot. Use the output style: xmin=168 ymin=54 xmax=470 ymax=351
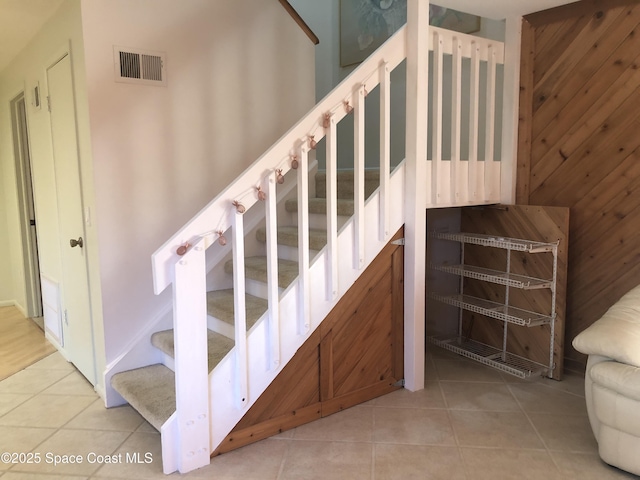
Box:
xmin=105 ymin=14 xmax=507 ymax=475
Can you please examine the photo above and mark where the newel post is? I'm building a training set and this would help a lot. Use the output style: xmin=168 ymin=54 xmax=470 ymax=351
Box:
xmin=173 ymin=237 xmax=210 ymax=472
xmin=403 ymin=0 xmax=429 ymax=391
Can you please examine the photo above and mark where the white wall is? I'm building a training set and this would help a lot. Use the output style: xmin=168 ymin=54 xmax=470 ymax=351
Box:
xmin=288 ymin=0 xmax=340 ymax=101
xmin=0 ymin=157 xmax=13 ymax=305
xmin=80 ymin=0 xmax=315 ymax=364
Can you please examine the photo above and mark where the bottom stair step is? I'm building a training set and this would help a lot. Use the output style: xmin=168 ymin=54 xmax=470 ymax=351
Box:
xmin=151 ymin=329 xmax=235 ymax=372
xmin=111 ymin=364 xmax=175 ymax=431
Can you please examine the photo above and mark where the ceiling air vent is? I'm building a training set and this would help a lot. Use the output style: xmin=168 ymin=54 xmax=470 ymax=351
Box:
xmin=114 ymin=46 xmax=166 ymax=86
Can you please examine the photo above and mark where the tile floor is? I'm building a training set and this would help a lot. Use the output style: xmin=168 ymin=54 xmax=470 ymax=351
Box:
xmin=0 ymin=347 xmax=638 ymax=479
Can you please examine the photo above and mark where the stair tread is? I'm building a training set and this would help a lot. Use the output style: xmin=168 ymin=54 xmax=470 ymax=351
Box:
xmin=111 ymin=364 xmax=175 ymax=431
xmin=285 ymin=197 xmax=355 ymax=216
xmin=315 ymin=170 xmax=380 ymax=199
xmin=207 ymin=289 xmax=267 ymax=327
xmin=151 ymin=329 xmax=235 ymax=372
xmin=256 ymin=225 xmax=327 ymax=250
xmin=224 ymin=256 xmax=298 ymax=289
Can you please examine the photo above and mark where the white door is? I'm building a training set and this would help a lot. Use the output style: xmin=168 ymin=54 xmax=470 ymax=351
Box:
xmin=47 ymin=54 xmax=96 ymax=385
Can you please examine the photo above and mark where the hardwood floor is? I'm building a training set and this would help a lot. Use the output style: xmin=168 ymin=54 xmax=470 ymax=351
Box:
xmin=0 ymin=305 xmax=56 ymax=380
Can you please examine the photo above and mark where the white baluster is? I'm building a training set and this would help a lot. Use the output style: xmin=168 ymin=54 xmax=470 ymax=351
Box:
xmin=354 ymin=85 xmax=366 ymax=270
xmin=265 ymin=174 xmax=280 ymax=369
xmin=297 ymin=147 xmax=311 ymax=334
xmin=468 ymin=41 xmax=481 ymax=203
xmin=231 ymin=210 xmax=248 ymax=409
xmin=451 ymin=37 xmax=463 ymax=205
xmin=431 ymin=30 xmax=444 ymax=205
xmin=326 ymin=114 xmax=338 ymax=301
xmin=484 ymin=45 xmax=498 ymax=202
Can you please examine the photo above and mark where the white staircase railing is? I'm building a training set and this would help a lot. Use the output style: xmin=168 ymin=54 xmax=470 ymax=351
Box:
xmin=150 ymin=22 xmax=505 ymax=474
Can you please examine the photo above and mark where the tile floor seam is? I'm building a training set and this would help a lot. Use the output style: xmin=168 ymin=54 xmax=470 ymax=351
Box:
xmin=504 ymin=382 xmax=564 ymax=475
xmin=369 ymin=442 xmax=375 ymax=480
xmin=275 ymin=439 xmax=291 ymax=480
xmin=1 ymin=424 xmax=60 ymax=475
xmin=57 ymin=393 xmax=102 ymax=431
xmin=90 ymin=428 xmax=136 ymax=480
xmin=0 ymin=393 xmax=36 ymax=417
xmin=369 ymin=401 xmax=375 ymax=480
xmin=523 ymin=380 xmax=588 ymax=399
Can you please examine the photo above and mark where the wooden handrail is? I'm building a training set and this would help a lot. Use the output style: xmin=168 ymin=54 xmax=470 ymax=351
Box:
xmin=278 ymin=0 xmax=319 ymax=45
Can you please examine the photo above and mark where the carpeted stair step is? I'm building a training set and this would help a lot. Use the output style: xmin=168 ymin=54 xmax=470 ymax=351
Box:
xmin=111 ymin=364 xmax=175 ymax=431
xmin=284 ymin=197 xmax=355 ymax=216
xmin=255 ymin=226 xmax=327 ymax=251
xmin=224 ymin=256 xmax=298 ymax=289
xmin=207 ymin=289 xmax=267 ymax=329
xmin=315 ymin=170 xmax=380 ymax=199
xmin=151 ymin=329 xmax=235 ymax=372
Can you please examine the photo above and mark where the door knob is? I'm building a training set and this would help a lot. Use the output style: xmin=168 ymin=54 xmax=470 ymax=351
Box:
xmin=70 ymin=237 xmax=84 ymax=248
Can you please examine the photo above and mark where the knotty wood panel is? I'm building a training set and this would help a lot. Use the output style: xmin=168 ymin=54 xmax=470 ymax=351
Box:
xmin=517 ymin=0 xmax=640 ymax=372
xmin=214 ymin=228 xmax=404 ymax=454
xmin=460 ymin=205 xmax=569 ymax=380
xmin=320 ymin=228 xmax=404 ymax=416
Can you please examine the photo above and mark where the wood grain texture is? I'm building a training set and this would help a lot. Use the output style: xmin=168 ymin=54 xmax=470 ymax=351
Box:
xmin=518 ymin=0 xmax=640 ymax=370
xmin=516 ymin=18 xmax=535 ymax=204
xmin=0 ymin=306 xmax=56 ymax=380
xmin=460 ymin=205 xmax=569 ymax=380
xmin=214 ymin=228 xmax=404 ymax=454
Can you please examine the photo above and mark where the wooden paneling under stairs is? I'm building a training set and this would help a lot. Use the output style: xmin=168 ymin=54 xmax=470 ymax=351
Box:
xmin=517 ymin=0 xmax=640 ymax=371
xmin=213 ymin=228 xmax=404 ymax=455
xmin=460 ymin=205 xmax=569 ymax=380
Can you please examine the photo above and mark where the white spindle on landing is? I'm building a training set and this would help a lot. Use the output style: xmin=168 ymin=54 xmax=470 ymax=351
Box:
xmin=485 ymin=45 xmax=500 ymax=201
xmin=469 ymin=41 xmax=481 ymax=203
xmin=379 ymin=61 xmax=391 ymax=242
xmin=431 ymin=30 xmax=444 ymax=204
xmin=451 ymin=37 xmax=463 ymax=204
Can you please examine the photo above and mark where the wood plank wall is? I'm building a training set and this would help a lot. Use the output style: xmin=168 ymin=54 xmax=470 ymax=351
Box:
xmin=517 ymin=0 xmax=640 ymax=372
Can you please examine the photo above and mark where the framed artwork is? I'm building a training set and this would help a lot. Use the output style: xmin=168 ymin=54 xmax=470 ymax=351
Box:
xmin=340 ymin=1 xmax=480 ymax=67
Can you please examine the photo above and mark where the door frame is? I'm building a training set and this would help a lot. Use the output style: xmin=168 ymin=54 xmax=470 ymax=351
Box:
xmin=10 ymin=93 xmax=43 ymax=319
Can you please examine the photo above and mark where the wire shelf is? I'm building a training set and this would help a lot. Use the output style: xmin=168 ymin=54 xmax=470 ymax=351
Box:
xmin=430 ymin=293 xmax=553 ymax=327
xmin=428 ymin=335 xmax=549 ymax=378
xmin=432 ymin=231 xmax=557 ymax=254
xmin=432 ymin=264 xmax=552 ymax=290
